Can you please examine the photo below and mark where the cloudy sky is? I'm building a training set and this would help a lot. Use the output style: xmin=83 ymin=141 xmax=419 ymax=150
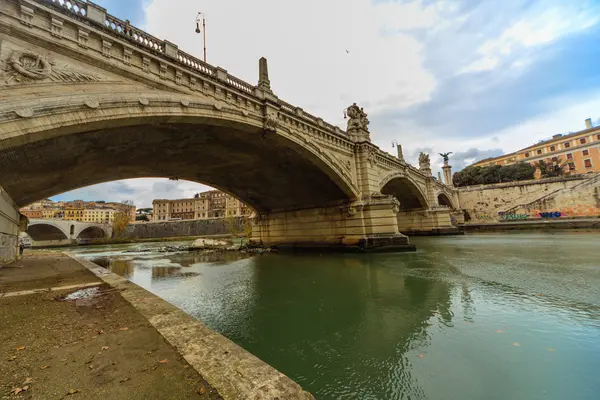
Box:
xmin=52 ymin=0 xmax=600 ymax=208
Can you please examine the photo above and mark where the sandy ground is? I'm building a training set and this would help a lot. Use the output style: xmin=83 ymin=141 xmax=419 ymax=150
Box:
xmin=0 ymin=252 xmax=221 ymax=399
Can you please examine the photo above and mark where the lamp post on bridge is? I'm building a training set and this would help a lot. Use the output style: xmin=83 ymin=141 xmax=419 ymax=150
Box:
xmin=195 ymin=12 xmax=207 ymax=63
xmin=391 ymin=140 xmax=404 ymax=161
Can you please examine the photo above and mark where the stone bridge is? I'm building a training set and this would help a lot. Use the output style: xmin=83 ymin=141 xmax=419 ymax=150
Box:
xmin=0 ymin=0 xmax=461 ymax=261
xmin=26 ymin=219 xmax=111 ymax=246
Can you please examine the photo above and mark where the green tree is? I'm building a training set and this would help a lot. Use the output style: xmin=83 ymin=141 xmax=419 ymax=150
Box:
xmin=534 ymin=157 xmax=566 ymax=178
xmin=453 ymin=162 xmax=535 ymax=187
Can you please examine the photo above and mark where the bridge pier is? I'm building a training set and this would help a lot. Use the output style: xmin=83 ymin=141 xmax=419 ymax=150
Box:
xmin=251 ymin=196 xmax=415 ymax=252
xmin=396 ymin=207 xmax=459 ymax=235
xmin=0 ymin=185 xmax=22 ymax=264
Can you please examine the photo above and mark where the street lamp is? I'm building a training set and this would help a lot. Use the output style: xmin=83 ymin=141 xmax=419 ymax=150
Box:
xmin=195 ymin=12 xmax=207 ymax=63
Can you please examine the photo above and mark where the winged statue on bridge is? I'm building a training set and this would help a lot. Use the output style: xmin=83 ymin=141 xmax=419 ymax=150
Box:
xmin=438 ymin=152 xmax=453 ymax=165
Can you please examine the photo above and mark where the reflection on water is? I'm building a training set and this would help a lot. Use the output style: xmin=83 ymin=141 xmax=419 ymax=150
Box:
xmin=72 ymin=233 xmax=600 ymax=400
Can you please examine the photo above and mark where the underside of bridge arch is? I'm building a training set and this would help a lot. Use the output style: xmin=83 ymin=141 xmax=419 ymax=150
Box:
xmin=381 ymin=178 xmax=428 ymax=211
xmin=0 ymin=118 xmax=355 ymax=213
xmin=78 ymin=226 xmax=107 ymax=239
xmin=27 ymin=224 xmax=68 ymax=241
xmin=437 ymin=193 xmax=454 ymax=209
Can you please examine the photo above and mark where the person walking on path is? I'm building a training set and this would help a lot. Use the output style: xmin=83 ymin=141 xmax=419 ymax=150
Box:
xmin=19 ymin=241 xmax=24 ymax=256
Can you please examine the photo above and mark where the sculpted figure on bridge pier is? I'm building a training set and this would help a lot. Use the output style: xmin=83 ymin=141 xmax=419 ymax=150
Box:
xmin=439 ymin=152 xmax=453 ymax=165
xmin=345 ymin=103 xmax=371 ymax=142
xmin=418 ymin=152 xmax=430 ymax=169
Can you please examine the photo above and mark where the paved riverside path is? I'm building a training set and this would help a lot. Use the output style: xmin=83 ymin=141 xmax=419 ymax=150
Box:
xmin=0 ymin=252 xmax=220 ymax=399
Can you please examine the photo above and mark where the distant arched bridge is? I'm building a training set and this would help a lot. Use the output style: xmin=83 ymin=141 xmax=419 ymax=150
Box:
xmin=26 ymin=219 xmax=111 ymax=246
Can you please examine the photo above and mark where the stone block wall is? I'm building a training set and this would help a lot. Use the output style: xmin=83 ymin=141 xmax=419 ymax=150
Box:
xmin=457 ymin=174 xmax=600 ymax=223
xmin=251 ymin=200 xmax=408 ymax=248
xmin=0 ymin=185 xmax=20 ymax=264
xmin=122 ymin=218 xmax=246 ymax=239
xmin=396 ymin=209 xmax=454 ymax=233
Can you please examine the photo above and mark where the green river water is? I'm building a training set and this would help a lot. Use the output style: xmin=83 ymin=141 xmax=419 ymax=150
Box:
xmin=70 ymin=232 xmax=600 ymax=400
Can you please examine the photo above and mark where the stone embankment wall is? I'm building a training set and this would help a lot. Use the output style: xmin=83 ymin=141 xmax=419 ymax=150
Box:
xmin=0 ymin=185 xmax=21 ymax=264
xmin=123 ymin=218 xmax=246 ymax=239
xmin=458 ymin=174 xmax=600 ymax=223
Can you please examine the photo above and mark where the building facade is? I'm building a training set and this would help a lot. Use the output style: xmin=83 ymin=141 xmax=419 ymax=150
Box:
xmin=20 ymin=199 xmax=136 ymax=223
xmin=64 ymin=206 xmax=84 ymax=221
xmin=153 ymin=190 xmax=252 ymax=221
xmin=83 ymin=209 xmax=117 ymax=224
xmin=20 ymin=209 xmax=43 ymax=219
xmin=472 ymin=119 xmax=600 ymax=177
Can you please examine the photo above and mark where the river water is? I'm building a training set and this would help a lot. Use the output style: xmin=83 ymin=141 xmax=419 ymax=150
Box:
xmin=70 ymin=232 xmax=600 ymax=400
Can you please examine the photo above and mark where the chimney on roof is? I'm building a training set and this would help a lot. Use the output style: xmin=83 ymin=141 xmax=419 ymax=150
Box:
xmin=585 ymin=118 xmax=593 ymax=129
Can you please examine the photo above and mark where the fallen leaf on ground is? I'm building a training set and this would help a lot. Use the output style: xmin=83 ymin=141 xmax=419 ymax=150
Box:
xmin=22 ymin=377 xmax=34 ymax=385
xmin=496 ymin=329 xmax=504 ymax=333
xmin=66 ymin=389 xmax=80 ymax=395
xmin=418 ymin=354 xmax=424 ymax=359
xmin=547 ymin=348 xmax=555 ymax=352
xmin=119 ymin=327 xmax=129 ymax=331
xmin=198 ymin=387 xmax=205 ymax=394
xmin=16 ymin=346 xmax=25 ymax=351
xmin=119 ymin=377 xmax=131 ymax=383
xmin=10 ymin=386 xmax=29 ymax=395
xmin=8 ymin=355 xmax=17 ymax=361
xmin=159 ymin=359 xmax=168 ymax=364
xmin=101 ymin=346 xmax=109 ymax=350
xmin=40 ymin=365 xmax=50 ymax=370
xmin=513 ymin=342 xmax=520 ymax=347
xmin=97 ymin=330 xmax=104 ymax=335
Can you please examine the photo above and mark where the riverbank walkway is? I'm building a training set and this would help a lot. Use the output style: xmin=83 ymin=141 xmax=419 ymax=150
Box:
xmin=0 ymin=252 xmax=219 ymax=399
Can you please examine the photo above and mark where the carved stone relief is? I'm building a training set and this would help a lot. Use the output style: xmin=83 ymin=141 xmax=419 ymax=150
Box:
xmin=264 ymin=113 xmax=279 ymax=131
xmin=1 ymin=50 xmax=101 ymax=84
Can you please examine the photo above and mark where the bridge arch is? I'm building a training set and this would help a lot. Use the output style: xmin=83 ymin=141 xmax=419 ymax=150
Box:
xmin=436 ymin=192 xmax=456 ymax=210
xmin=77 ymin=226 xmax=108 ymax=239
xmin=380 ymin=174 xmax=430 ymax=211
xmin=27 ymin=223 xmax=68 ymax=241
xmin=1 ymin=96 xmax=359 ymax=212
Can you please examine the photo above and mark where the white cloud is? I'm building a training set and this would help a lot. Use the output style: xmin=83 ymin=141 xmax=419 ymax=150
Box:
xmin=460 ymin=56 xmax=499 ymax=73
xmin=462 ymin=4 xmax=599 ymax=74
xmin=143 ymin=0 xmax=437 ymax=123
xmin=51 ymin=179 xmax=214 ymax=208
xmin=383 ymin=93 xmax=600 ymax=175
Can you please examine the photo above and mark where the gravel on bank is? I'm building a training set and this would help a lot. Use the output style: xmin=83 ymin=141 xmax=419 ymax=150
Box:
xmin=0 ymin=253 xmax=220 ymax=400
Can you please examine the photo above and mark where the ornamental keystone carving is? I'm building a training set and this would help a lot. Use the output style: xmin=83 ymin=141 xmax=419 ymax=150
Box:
xmin=264 ymin=113 xmax=279 ymax=131
xmin=1 ymin=50 xmax=100 ymax=84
